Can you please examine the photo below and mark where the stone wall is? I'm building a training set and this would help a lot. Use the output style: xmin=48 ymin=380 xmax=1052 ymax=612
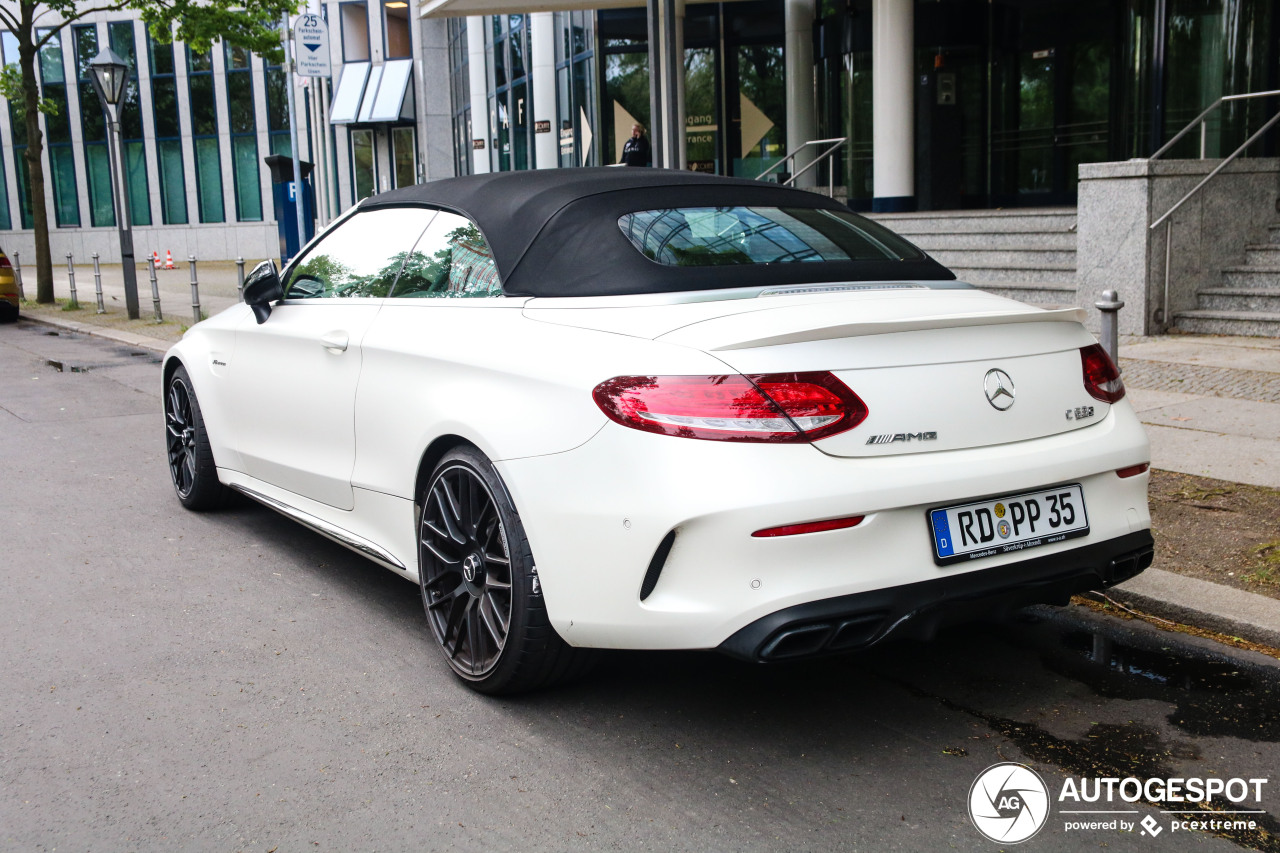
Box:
xmin=0 ymin=222 xmax=281 ymax=267
xmin=1077 ymin=158 xmax=1280 ymax=335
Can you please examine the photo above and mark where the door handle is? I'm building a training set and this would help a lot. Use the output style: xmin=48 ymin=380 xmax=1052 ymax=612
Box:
xmin=320 ymin=331 xmax=349 ymax=353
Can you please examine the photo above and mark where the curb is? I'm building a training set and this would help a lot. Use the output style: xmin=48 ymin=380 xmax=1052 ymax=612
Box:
xmin=19 ymin=313 xmax=172 ymax=355
xmin=1111 ymin=567 xmax=1280 ymax=649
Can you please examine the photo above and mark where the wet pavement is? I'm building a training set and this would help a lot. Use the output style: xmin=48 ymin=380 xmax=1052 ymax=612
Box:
xmin=2 ymin=321 xmax=1279 ymax=851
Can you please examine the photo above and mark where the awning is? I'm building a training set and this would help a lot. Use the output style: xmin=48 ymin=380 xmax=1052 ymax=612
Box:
xmin=368 ymin=59 xmax=414 ymax=122
xmin=329 ymin=62 xmax=369 ymax=124
xmin=330 ymin=60 xmax=415 ymax=125
xmin=356 ymin=65 xmax=384 ymax=122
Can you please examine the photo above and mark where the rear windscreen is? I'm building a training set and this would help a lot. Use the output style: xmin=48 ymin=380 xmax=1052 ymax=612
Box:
xmin=618 ymin=207 xmax=926 ymax=267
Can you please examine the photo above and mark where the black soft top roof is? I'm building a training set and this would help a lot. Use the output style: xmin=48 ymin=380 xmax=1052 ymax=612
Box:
xmin=359 ymin=168 xmax=954 ymax=297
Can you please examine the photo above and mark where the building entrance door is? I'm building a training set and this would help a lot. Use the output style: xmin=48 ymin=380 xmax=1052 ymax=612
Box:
xmin=990 ymin=1 xmax=1113 ymax=205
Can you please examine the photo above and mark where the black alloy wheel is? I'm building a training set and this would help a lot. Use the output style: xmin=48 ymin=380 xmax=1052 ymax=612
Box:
xmin=420 ymin=457 xmax=514 ymax=677
xmin=418 ymin=446 xmax=596 ymax=694
xmin=164 ymin=365 xmax=228 ymax=510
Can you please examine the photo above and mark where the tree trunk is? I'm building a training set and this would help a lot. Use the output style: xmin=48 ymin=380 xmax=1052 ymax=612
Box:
xmin=18 ymin=10 xmax=53 ymax=304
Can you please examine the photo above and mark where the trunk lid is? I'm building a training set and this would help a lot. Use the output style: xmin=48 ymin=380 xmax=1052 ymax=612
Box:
xmin=525 ymin=287 xmax=1109 ymax=456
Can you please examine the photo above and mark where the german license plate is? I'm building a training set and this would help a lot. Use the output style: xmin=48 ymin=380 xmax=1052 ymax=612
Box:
xmin=928 ymin=484 xmax=1089 ymax=566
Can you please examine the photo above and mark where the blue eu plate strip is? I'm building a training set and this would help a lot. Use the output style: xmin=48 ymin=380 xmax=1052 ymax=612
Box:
xmin=931 ymin=510 xmax=954 ymax=557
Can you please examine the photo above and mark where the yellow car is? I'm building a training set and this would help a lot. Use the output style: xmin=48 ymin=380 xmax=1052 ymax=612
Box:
xmin=0 ymin=247 xmax=18 ymax=322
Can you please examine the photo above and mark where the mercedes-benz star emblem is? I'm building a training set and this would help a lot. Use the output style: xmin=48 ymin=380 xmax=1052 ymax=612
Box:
xmin=462 ymin=554 xmax=480 ymax=583
xmin=984 ymin=368 xmax=1016 ymax=411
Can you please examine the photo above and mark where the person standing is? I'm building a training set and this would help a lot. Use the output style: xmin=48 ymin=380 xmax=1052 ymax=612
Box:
xmin=620 ymin=124 xmax=652 ymax=167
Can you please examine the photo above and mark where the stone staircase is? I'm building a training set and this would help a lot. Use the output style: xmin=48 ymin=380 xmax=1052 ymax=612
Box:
xmin=1174 ymin=223 xmax=1280 ymax=337
xmin=868 ymin=208 xmax=1078 ymax=307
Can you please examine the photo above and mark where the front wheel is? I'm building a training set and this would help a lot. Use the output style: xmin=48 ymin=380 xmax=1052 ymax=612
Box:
xmin=165 ymin=365 xmax=229 ymax=510
xmin=418 ymin=446 xmax=595 ymax=694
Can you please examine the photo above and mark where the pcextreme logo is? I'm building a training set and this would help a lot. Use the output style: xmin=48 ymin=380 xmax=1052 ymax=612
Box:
xmin=968 ymin=764 xmax=1270 ymax=844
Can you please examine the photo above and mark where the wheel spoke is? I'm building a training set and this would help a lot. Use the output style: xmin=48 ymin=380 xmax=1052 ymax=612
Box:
xmin=432 ymin=483 xmax=467 ymax=544
xmin=484 ymin=576 xmax=512 ymax=590
xmin=466 ymin=600 xmax=483 ymax=672
xmin=422 ymin=519 xmax=451 ymax=542
xmin=422 ymin=570 xmax=457 ymax=591
xmin=447 ymin=597 xmax=470 ymax=659
xmin=420 ymin=536 xmax=461 ymax=566
xmin=168 ymin=386 xmax=184 ymax=423
xmin=481 ymin=591 xmax=509 ymax=637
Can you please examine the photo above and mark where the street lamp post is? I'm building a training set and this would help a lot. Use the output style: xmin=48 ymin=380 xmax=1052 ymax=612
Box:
xmin=89 ymin=47 xmax=141 ymax=320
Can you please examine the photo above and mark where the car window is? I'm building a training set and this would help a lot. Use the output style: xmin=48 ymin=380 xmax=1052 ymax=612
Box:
xmin=390 ymin=211 xmax=502 ymax=298
xmin=617 ymin=207 xmax=925 ymax=267
xmin=285 ymin=207 xmax=436 ymax=299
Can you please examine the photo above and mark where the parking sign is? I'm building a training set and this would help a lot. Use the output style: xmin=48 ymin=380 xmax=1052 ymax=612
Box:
xmin=294 ymin=14 xmax=331 ymax=77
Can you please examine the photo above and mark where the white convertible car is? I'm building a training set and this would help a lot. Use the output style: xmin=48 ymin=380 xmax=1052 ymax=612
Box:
xmin=163 ymin=169 xmax=1152 ymax=694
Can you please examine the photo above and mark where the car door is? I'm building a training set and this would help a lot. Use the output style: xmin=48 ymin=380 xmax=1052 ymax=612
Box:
xmin=230 ymin=206 xmax=437 ymax=510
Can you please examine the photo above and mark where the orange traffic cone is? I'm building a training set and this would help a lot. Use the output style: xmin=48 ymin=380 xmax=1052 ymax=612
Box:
xmin=163 ymin=250 xmax=175 ymax=270
xmin=152 ymin=251 xmax=160 ymax=268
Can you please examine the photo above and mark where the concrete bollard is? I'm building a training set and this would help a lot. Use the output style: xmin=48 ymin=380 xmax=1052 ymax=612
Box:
xmin=148 ymin=251 xmax=163 ymax=322
xmin=1095 ymin=289 xmax=1125 ymax=369
xmin=236 ymin=256 xmax=246 ymax=301
xmin=66 ymin=253 xmax=78 ymax=308
xmin=92 ymin=253 xmax=105 ymax=314
xmin=188 ymin=255 xmax=201 ymax=325
xmin=12 ymin=251 xmax=23 ymax=301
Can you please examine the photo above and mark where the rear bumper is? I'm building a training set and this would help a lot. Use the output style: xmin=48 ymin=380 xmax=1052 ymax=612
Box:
xmin=718 ymin=530 xmax=1154 ymax=661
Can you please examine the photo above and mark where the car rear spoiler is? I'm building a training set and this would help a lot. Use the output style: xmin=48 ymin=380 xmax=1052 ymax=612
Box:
xmin=660 ymin=307 xmax=1090 ymax=352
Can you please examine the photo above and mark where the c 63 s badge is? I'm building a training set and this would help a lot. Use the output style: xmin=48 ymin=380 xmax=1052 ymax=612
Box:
xmin=866 ymin=431 xmax=937 ymax=445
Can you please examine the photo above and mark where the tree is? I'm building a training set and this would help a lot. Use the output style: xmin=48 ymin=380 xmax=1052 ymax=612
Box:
xmin=0 ymin=0 xmax=297 ymax=304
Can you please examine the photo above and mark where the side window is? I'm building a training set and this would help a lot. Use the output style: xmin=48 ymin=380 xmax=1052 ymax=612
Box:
xmin=285 ymin=207 xmax=436 ymax=298
xmin=390 ymin=211 xmax=502 ymax=298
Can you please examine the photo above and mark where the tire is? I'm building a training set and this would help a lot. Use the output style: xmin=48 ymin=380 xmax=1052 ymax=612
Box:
xmin=418 ymin=446 xmax=596 ymax=694
xmin=0 ymin=303 xmax=16 ymax=323
xmin=165 ymin=365 xmax=230 ymax=510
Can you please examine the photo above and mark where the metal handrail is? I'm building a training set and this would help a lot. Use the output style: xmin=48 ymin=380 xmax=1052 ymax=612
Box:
xmin=1147 ymin=91 xmax=1280 ymax=325
xmin=756 ymin=137 xmax=848 ymax=196
xmin=1150 ymin=90 xmax=1280 ymax=160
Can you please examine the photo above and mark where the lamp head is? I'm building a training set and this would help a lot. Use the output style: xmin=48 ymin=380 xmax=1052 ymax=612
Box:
xmin=89 ymin=46 xmax=129 ymax=107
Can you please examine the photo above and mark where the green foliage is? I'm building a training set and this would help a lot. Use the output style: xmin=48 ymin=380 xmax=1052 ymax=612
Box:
xmin=0 ymin=65 xmax=57 ymax=115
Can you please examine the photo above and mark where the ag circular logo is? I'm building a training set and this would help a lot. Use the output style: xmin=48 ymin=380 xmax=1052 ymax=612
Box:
xmin=968 ymin=762 xmax=1050 ymax=844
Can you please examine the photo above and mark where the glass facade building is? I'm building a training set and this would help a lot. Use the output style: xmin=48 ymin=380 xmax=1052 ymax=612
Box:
xmin=450 ymin=0 xmax=1279 ymax=210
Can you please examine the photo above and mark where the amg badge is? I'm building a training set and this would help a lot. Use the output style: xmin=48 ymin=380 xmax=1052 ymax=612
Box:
xmin=866 ymin=431 xmax=938 ymax=445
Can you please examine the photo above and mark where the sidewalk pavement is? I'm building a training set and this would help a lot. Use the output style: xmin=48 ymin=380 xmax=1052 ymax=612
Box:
xmin=12 ymin=271 xmax=1280 ymax=650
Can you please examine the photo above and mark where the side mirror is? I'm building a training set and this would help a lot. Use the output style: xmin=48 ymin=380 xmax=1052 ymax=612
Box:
xmin=242 ymin=260 xmax=283 ymax=324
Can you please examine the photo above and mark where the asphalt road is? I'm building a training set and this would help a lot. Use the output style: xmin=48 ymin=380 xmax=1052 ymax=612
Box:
xmin=2 ymin=320 xmax=1279 ymax=853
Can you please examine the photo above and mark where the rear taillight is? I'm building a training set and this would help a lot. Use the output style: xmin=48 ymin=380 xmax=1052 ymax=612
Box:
xmin=592 ymin=372 xmax=868 ymax=443
xmin=1081 ymin=344 xmax=1125 ymax=403
xmin=0 ymin=254 xmax=11 ymax=269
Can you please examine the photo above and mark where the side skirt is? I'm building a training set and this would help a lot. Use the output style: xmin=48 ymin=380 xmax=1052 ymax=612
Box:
xmin=230 ymin=483 xmax=408 ymax=575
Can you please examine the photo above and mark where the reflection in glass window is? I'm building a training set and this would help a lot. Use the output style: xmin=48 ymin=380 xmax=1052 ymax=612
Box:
xmin=149 ymin=32 xmax=188 ymax=224
xmin=618 ymin=207 xmax=925 ymax=267
xmin=38 ymin=28 xmax=80 ymax=227
xmin=391 ymin=211 xmax=502 ymax=298
xmin=109 ymin=21 xmax=150 ymax=226
xmin=187 ymin=48 xmax=224 ymax=223
xmin=225 ymin=43 xmax=261 ymax=221
xmin=351 ymin=129 xmax=375 ymax=200
xmin=285 ymin=207 xmax=436 ymax=298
